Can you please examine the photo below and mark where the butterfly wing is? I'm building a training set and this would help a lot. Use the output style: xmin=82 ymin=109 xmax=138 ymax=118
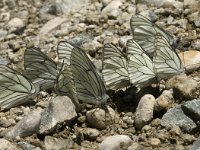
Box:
xmin=56 ymin=42 xmax=109 ymax=106
xmin=0 ymin=65 xmax=38 ymax=110
xmin=127 ymin=39 xmax=156 ymax=88
xmin=130 ymin=14 xmax=175 ymax=57
xmin=24 ymin=47 xmax=58 ymax=90
xmin=102 ymin=44 xmax=129 ymax=90
xmin=153 ymin=35 xmax=184 ymax=80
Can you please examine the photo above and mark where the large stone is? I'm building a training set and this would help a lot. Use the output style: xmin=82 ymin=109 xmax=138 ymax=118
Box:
xmin=181 ymin=99 xmax=200 ymax=122
xmin=39 ymin=96 xmax=77 ymax=135
xmin=0 ymin=138 xmax=19 ymax=150
xmin=166 ymin=74 xmax=200 ymax=99
xmin=161 ymin=106 xmax=197 ymax=132
xmin=135 ymin=94 xmax=156 ymax=129
xmin=6 ymin=111 xmax=41 ymax=139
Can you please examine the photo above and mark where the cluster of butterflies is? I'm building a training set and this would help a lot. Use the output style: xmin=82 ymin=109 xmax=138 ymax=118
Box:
xmin=0 ymin=15 xmax=184 ymax=111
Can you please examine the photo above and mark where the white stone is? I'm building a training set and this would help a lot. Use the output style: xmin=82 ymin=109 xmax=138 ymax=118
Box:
xmin=39 ymin=17 xmax=67 ymax=35
xmin=7 ymin=17 xmax=24 ymax=32
xmin=135 ymin=94 xmax=156 ymax=129
xmin=101 ymin=0 xmax=122 ymax=18
xmin=86 ymin=106 xmax=120 ymax=130
xmin=99 ymin=135 xmax=132 ymax=150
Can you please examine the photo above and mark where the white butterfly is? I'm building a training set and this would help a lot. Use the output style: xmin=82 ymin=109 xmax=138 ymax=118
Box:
xmin=130 ymin=14 xmax=176 ymax=58
xmin=102 ymin=44 xmax=130 ymax=90
xmin=24 ymin=47 xmax=58 ymax=90
xmin=153 ymin=34 xmax=185 ymax=80
xmin=0 ymin=65 xmax=38 ymax=110
xmin=127 ymin=39 xmax=156 ymax=88
xmin=56 ymin=42 xmax=109 ymax=108
xmin=126 ymin=34 xmax=184 ymax=89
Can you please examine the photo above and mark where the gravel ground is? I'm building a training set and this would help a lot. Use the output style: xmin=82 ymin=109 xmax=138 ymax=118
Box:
xmin=0 ymin=0 xmax=200 ymax=149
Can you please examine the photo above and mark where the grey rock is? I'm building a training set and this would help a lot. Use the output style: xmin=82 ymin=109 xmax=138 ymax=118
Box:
xmin=187 ymin=11 xmax=199 ymax=23
xmin=39 ymin=17 xmax=67 ymax=35
xmin=184 ymin=0 xmax=200 ymax=12
xmin=86 ymin=107 xmax=120 ymax=130
xmin=0 ymin=58 xmax=10 ymax=65
xmin=82 ymin=128 xmax=100 ymax=140
xmin=173 ymin=1 xmax=183 ymax=11
xmin=194 ymin=17 xmax=200 ymax=27
xmin=190 ymin=135 xmax=200 ymax=150
xmin=44 ymin=136 xmax=73 ymax=150
xmin=191 ymin=39 xmax=200 ymax=50
xmin=148 ymin=138 xmax=161 ymax=147
xmin=101 ymin=0 xmax=122 ymax=19
xmin=135 ymin=94 xmax=156 ymax=129
xmin=127 ymin=142 xmax=142 ymax=150
xmin=18 ymin=141 xmax=41 ymax=150
xmin=99 ymin=135 xmax=132 ymax=150
xmin=16 ymin=10 xmax=29 ymax=24
xmin=6 ymin=111 xmax=41 ymax=139
xmin=7 ymin=18 xmax=25 ymax=34
xmin=39 ymin=96 xmax=77 ymax=135
xmin=4 ymin=0 xmax=16 ymax=9
xmin=91 ymin=59 xmax=102 ymax=71
xmin=101 ymin=0 xmax=112 ymax=7
xmin=0 ymin=30 xmax=8 ymax=38
xmin=141 ymin=0 xmax=175 ymax=8
xmin=68 ymin=34 xmax=93 ymax=47
xmin=181 ymin=99 xmax=200 ymax=122
xmin=166 ymin=74 xmax=200 ymax=99
xmin=39 ymin=0 xmax=89 ymax=20
xmin=161 ymin=106 xmax=197 ymax=132
xmin=0 ymin=138 xmax=19 ymax=150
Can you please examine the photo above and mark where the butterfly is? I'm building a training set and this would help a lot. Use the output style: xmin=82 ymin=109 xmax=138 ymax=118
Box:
xmin=153 ymin=34 xmax=185 ymax=80
xmin=0 ymin=65 xmax=38 ymax=110
xmin=24 ymin=47 xmax=58 ymax=90
xmin=130 ymin=14 xmax=176 ymax=58
xmin=102 ymin=44 xmax=130 ymax=90
xmin=56 ymin=41 xmax=109 ymax=108
xmin=127 ymin=39 xmax=156 ymax=88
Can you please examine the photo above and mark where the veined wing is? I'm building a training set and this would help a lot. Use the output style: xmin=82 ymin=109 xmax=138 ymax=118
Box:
xmin=130 ymin=14 xmax=175 ymax=58
xmin=153 ymin=35 xmax=184 ymax=80
xmin=102 ymin=44 xmax=129 ymax=90
xmin=56 ymin=42 xmax=109 ymax=107
xmin=24 ymin=47 xmax=58 ymax=90
xmin=0 ymin=65 xmax=38 ymax=110
xmin=127 ymin=39 xmax=156 ymax=88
